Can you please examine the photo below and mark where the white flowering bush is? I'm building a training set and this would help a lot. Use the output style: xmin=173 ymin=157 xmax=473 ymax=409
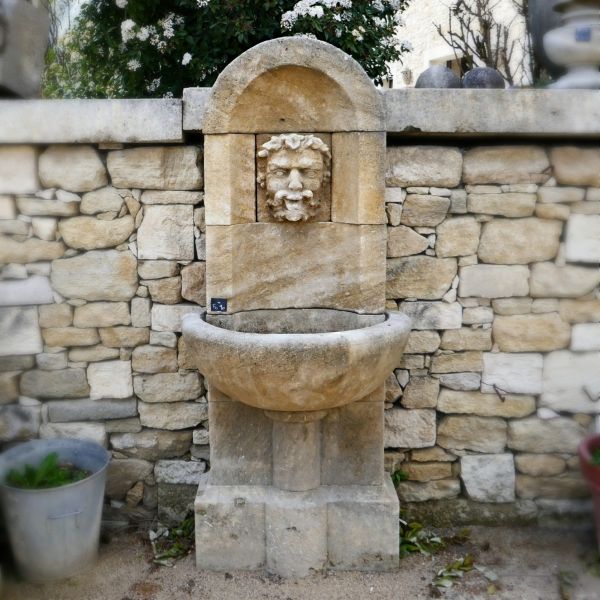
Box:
xmin=44 ymin=0 xmax=410 ymax=98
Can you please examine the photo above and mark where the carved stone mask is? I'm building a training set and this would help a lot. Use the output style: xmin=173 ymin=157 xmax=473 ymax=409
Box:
xmin=257 ymin=134 xmax=331 ymax=222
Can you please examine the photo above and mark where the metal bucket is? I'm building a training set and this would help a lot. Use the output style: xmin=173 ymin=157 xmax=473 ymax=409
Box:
xmin=0 ymin=438 xmax=110 ymax=582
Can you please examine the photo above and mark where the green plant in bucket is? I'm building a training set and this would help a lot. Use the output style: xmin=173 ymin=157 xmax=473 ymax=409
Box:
xmin=6 ymin=452 xmax=90 ymax=489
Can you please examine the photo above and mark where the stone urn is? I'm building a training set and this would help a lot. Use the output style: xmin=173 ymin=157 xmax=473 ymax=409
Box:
xmin=0 ymin=0 xmax=50 ymax=97
xmin=579 ymin=434 xmax=600 ymax=551
xmin=543 ymin=0 xmax=600 ymax=88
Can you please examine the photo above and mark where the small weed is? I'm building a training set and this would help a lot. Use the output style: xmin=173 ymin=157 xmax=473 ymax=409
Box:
xmin=391 ymin=469 xmax=408 ymax=486
xmin=149 ymin=512 xmax=195 ymax=566
xmin=434 ymin=554 xmax=474 ymax=588
xmin=6 ymin=452 xmax=89 ymax=489
xmin=400 ymin=520 xmax=471 ymax=558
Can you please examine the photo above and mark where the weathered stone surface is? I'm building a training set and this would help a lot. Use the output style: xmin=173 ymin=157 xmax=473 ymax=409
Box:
xmin=516 ymin=474 xmax=589 ymax=500
xmin=404 ymin=331 xmax=440 ymax=354
xmin=459 ymin=265 xmax=529 ymax=299
xmin=411 ymin=447 xmax=456 ymax=463
xmin=401 ymin=377 xmax=439 ymax=409
xmin=387 ymin=256 xmax=457 ymax=300
xmin=181 ymin=262 xmax=206 ymax=305
xmin=138 ymin=401 xmax=208 ymax=430
xmin=68 ymin=345 xmax=119 ymax=362
xmin=38 ymin=304 xmax=72 ymax=328
xmin=36 ymin=352 xmax=68 ymax=370
xmin=491 ymin=297 xmax=532 ymax=316
xmin=0 ymin=405 xmax=40 ymax=441
xmin=431 ymin=352 xmax=483 ymax=374
xmin=386 ymin=203 xmax=402 ymax=226
xmin=541 ymin=351 xmax=600 ymax=413
xmin=105 ymin=417 xmax=142 ymax=434
xmin=133 ymin=372 xmax=202 ymax=403
xmin=572 ymin=324 xmax=600 ymax=351
xmin=482 ymin=353 xmax=543 ymax=395
xmin=385 ymin=373 xmax=402 ymax=403
xmin=467 ymin=193 xmax=536 ymax=217
xmin=438 ymin=389 xmax=535 ymax=418
xmin=550 ymin=147 xmax=600 ymax=187
xmin=132 ymin=345 xmax=178 ymax=373
xmin=478 ymin=219 xmax=562 ymax=264
xmin=530 ymin=262 xmax=600 ymax=298
xmin=537 ymin=186 xmax=585 ymax=204
xmin=331 ymin=132 xmax=386 ymax=225
xmin=0 ymin=372 xmax=19 ymax=404
xmin=0 ymin=276 xmax=53 ymax=306
xmin=441 ymin=328 xmax=492 ymax=351
xmin=99 ymin=327 xmax=150 ymax=348
xmin=151 ymin=304 xmax=201 ymax=332
xmin=73 ymin=302 xmax=130 ymax=328
xmin=435 ymin=217 xmax=480 ymax=257
xmin=141 ymin=191 xmax=203 ymax=205
xmin=384 ymin=408 xmax=436 ymax=448
xmin=400 ymin=195 xmax=450 ymax=227
xmin=463 ymin=146 xmax=550 ymax=184
xmin=535 ymin=203 xmax=570 ymax=220
xmin=106 ymin=458 xmax=153 ymax=499
xmin=386 ymin=147 xmax=462 ymax=188
xmin=560 ymin=299 xmax=600 ymax=324
xmin=565 ymin=214 xmax=600 ymax=263
xmin=39 ymin=145 xmax=107 ymax=192
xmin=493 ymin=314 xmax=571 ymax=352
xmin=177 ymin=336 xmax=196 ymax=371
xmin=461 ymin=454 xmax=515 ymax=502
xmin=58 ymin=216 xmax=134 ymax=250
xmin=463 ymin=307 xmax=493 ymax=325
xmin=0 ymin=146 xmax=38 ymax=194
xmin=131 ymin=297 xmax=151 ymax=329
xmin=88 ymin=360 xmax=132 ymax=400
xmin=396 ymin=479 xmax=461 ymax=502
xmin=438 ymin=372 xmax=481 ymax=391
xmin=51 ymin=250 xmax=138 ymax=301
xmin=138 ymin=260 xmax=179 ymax=280
xmin=107 ymin=147 xmax=202 ymax=190
xmin=40 ymin=422 xmax=107 ymax=447
xmin=48 ymin=397 xmax=137 ymax=422
xmin=438 ymin=416 xmax=507 ymax=453
xmin=110 ymin=430 xmax=192 ymax=460
xmin=137 ymin=205 xmax=194 ymax=260
xmin=398 ymin=301 xmax=462 ymax=330
xmin=387 ymin=226 xmax=428 ymax=257
xmin=403 ymin=462 xmax=453 ymax=482
xmin=80 ymin=187 xmax=124 ymax=214
xmin=16 ymin=197 xmax=79 ymax=217
xmin=42 ymin=327 xmax=100 ymax=347
xmin=20 ymin=368 xmax=89 ymax=399
xmin=31 ymin=217 xmax=58 ymax=241
xmin=0 ymin=355 xmax=35 ymax=371
xmin=515 ymin=454 xmax=566 ymax=477
xmin=144 ymin=277 xmax=182 ymax=304
xmin=508 ymin=417 xmax=586 ymax=453
xmin=155 ymin=459 xmax=207 ymax=485
xmin=0 ymin=237 xmax=64 ymax=263
xmin=208 ymin=223 xmax=385 ymax=313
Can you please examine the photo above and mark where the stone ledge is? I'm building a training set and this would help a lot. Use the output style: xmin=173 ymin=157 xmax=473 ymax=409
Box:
xmin=0 ymin=99 xmax=183 ymax=143
xmin=384 ymin=89 xmax=600 ymax=137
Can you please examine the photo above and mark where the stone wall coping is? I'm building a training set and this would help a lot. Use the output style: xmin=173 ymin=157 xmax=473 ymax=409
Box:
xmin=1 ymin=89 xmax=599 ymax=143
xmin=0 ymin=98 xmax=184 ymax=144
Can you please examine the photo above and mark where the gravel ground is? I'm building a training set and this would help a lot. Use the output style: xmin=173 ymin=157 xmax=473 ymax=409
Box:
xmin=2 ymin=525 xmax=599 ymax=600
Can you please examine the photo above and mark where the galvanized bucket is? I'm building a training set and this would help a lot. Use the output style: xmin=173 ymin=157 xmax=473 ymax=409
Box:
xmin=0 ymin=438 xmax=110 ymax=582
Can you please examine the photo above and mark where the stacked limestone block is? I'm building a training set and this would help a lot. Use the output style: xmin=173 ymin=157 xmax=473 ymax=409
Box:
xmin=0 ymin=143 xmax=208 ymax=520
xmin=384 ymin=145 xmax=600 ymax=521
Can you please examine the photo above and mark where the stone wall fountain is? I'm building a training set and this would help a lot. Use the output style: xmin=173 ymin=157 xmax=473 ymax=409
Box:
xmin=182 ymin=38 xmax=411 ymax=577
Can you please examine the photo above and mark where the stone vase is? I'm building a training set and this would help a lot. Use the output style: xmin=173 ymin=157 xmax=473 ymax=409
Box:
xmin=543 ymin=0 xmax=600 ymax=88
xmin=578 ymin=434 xmax=600 ymax=552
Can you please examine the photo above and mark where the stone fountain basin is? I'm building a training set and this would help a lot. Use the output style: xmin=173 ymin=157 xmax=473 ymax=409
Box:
xmin=182 ymin=310 xmax=411 ymax=413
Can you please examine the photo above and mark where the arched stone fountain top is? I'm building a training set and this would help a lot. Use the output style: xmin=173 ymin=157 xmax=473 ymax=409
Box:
xmin=202 ymin=37 xmax=385 ymax=134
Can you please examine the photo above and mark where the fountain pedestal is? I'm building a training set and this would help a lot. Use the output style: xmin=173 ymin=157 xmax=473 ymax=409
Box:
xmin=184 ymin=37 xmax=411 ymax=576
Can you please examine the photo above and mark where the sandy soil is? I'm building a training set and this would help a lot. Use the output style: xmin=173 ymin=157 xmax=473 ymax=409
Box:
xmin=2 ymin=526 xmax=599 ymax=600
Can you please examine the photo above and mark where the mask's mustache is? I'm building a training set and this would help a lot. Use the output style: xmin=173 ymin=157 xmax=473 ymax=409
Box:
xmin=268 ymin=189 xmax=316 ymax=209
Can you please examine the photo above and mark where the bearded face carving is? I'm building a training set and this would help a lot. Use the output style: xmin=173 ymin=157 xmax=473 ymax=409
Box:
xmin=257 ymin=134 xmax=331 ymax=222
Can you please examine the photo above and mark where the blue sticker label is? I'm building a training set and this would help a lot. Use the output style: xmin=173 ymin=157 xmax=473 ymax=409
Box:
xmin=211 ymin=298 xmax=228 ymax=312
xmin=575 ymin=27 xmax=592 ymax=42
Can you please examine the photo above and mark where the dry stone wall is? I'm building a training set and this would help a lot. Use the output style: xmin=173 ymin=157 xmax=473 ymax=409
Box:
xmin=1 ymin=135 xmax=599 ymax=523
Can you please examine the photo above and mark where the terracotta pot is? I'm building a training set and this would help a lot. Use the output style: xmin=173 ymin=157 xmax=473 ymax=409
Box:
xmin=578 ymin=434 xmax=600 ymax=551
